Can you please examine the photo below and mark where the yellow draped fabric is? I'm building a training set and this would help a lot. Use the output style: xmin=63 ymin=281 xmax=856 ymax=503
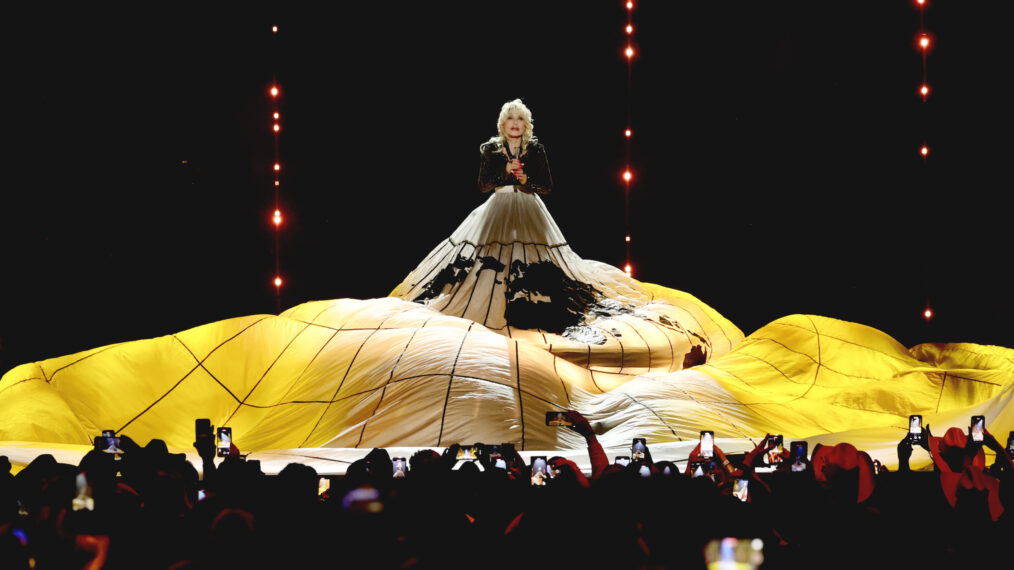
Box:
xmin=1 ymin=283 xmax=1012 ymax=473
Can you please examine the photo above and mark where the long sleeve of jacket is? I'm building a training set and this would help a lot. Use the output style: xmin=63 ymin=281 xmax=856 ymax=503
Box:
xmin=477 ymin=140 xmax=553 ymax=194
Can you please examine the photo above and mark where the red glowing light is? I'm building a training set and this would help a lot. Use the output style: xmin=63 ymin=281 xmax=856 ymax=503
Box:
xmin=625 ymin=235 xmax=631 ymax=243
xmin=624 ymin=128 xmax=632 ymax=138
xmin=273 ymin=112 xmax=280 ymax=120
xmin=273 ymin=210 xmax=282 ymax=226
xmin=270 ymin=85 xmax=279 ymax=97
xmin=624 ymin=264 xmax=632 ymax=276
xmin=625 ymin=24 xmax=633 ymax=35
xmin=919 ymin=84 xmax=930 ymax=99
xmin=623 ymin=170 xmax=632 ymax=182
xmin=918 ymin=35 xmax=930 ymax=50
xmin=274 ymin=276 xmax=283 ymax=287
xmin=916 ymin=0 xmax=926 ymax=6
xmin=273 ymin=123 xmax=280 ymax=133
xmin=274 ymin=180 xmax=280 ymax=187
xmin=923 ymin=307 xmax=933 ymax=321
xmin=920 ymin=145 xmax=929 ymax=157
xmin=274 ymin=162 xmax=281 ymax=171
xmin=625 ymin=46 xmax=634 ymax=59
xmin=626 ymin=1 xmax=633 ymax=10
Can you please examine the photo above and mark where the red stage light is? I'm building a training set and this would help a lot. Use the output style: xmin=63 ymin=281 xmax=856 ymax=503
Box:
xmin=625 ymin=46 xmax=634 ymax=59
xmin=626 ymin=1 xmax=633 ymax=10
xmin=274 ymin=162 xmax=281 ymax=171
xmin=920 ymin=145 xmax=929 ymax=157
xmin=626 ymin=24 xmax=633 ymax=35
xmin=919 ymin=84 xmax=930 ymax=99
xmin=623 ymin=170 xmax=632 ymax=182
xmin=272 ymin=26 xmax=278 ymax=33
xmin=275 ymin=180 xmax=280 ymax=187
xmin=274 ymin=276 xmax=283 ymax=287
xmin=270 ymin=85 xmax=279 ymax=98
xmin=625 ymin=235 xmax=631 ymax=243
xmin=918 ymin=35 xmax=931 ymax=50
xmin=273 ymin=210 xmax=282 ymax=226
xmin=624 ymin=264 xmax=632 ymax=276
xmin=624 ymin=128 xmax=632 ymax=138
xmin=923 ymin=307 xmax=933 ymax=321
xmin=273 ymin=112 xmax=280 ymax=120
xmin=916 ymin=0 xmax=926 ymax=6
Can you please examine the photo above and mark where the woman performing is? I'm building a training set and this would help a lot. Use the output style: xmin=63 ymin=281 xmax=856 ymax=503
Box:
xmin=391 ymin=99 xmax=649 ymax=337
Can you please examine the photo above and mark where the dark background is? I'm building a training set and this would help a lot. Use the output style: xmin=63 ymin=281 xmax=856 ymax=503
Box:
xmin=2 ymin=2 xmax=1010 ymax=375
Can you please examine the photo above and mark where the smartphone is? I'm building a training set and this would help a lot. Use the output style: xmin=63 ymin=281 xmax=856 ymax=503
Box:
xmin=100 ymin=429 xmax=123 ymax=460
xmin=614 ymin=456 xmax=631 ymax=467
xmin=766 ymin=435 xmax=784 ymax=464
xmin=455 ymin=444 xmax=481 ymax=461
xmin=790 ymin=441 xmax=807 ymax=462
xmin=492 ymin=457 xmax=508 ymax=470
xmin=733 ymin=478 xmax=749 ymax=502
xmin=545 ymin=411 xmax=573 ymax=427
xmin=72 ymin=472 xmax=94 ymax=512
xmin=970 ymin=415 xmax=985 ymax=442
xmin=690 ymin=461 xmax=706 ymax=478
xmin=195 ymin=418 xmax=212 ymax=439
xmin=197 ymin=489 xmax=208 ymax=502
xmin=392 ymin=457 xmax=408 ymax=477
xmin=531 ymin=456 xmax=548 ymax=486
xmin=631 ymin=438 xmax=647 ymax=461
xmin=700 ymin=431 xmax=715 ymax=459
xmin=908 ymin=415 xmax=923 ymax=443
xmin=1007 ymin=431 xmax=1014 ymax=457
xmin=318 ymin=477 xmax=331 ymax=496
xmin=216 ymin=427 xmax=232 ymax=457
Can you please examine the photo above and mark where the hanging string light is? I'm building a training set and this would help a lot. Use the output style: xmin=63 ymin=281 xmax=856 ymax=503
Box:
xmin=915 ymin=1 xmax=934 ymax=326
xmin=268 ymin=25 xmax=284 ymax=312
xmin=622 ymin=1 xmax=635 ymax=277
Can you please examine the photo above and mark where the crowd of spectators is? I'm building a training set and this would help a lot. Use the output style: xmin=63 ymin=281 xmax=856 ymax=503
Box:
xmin=1 ymin=411 xmax=1011 ymax=569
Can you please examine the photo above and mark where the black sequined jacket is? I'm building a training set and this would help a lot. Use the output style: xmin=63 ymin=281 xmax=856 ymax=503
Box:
xmin=477 ymin=139 xmax=553 ymax=194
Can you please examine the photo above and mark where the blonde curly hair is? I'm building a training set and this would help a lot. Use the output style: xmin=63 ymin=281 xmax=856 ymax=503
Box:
xmin=489 ymin=98 xmax=535 ymax=153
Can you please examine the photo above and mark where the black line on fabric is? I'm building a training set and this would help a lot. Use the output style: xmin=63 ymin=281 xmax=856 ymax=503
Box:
xmin=674 ymin=307 xmax=714 ymax=353
xmin=515 ymin=341 xmax=526 ymax=451
xmin=481 ymin=243 xmax=505 ymax=328
xmin=664 ymin=379 xmax=753 ymax=440
xmin=354 ymin=316 xmax=433 ymax=448
xmin=588 ymin=369 xmax=604 ymax=393
xmin=171 ymin=336 xmax=244 ymax=403
xmin=299 ymin=315 xmax=392 ymax=448
xmin=936 ymin=372 xmax=947 ymax=414
xmin=271 ymin=301 xmax=351 ymax=404
xmin=626 ymin=321 xmax=653 ymax=370
xmin=459 ymin=250 xmax=483 ymax=321
xmin=437 ymin=323 xmax=474 ymax=447
xmin=46 ymin=344 xmax=120 ymax=383
xmin=552 ymin=351 xmax=572 ymax=407
xmin=0 ymin=376 xmax=44 ymax=397
xmin=622 ymin=393 xmax=681 ymax=440
xmin=798 ymin=316 xmax=828 ymax=401
xmin=947 ymin=344 xmax=1014 ymax=367
xmin=603 ymin=327 xmax=625 ymax=374
xmin=408 ymin=240 xmax=455 ymax=289
xmin=437 ymin=243 xmax=478 ymax=314
xmin=116 ymin=365 xmax=201 ymax=434
xmin=503 ymin=241 xmax=517 ymax=332
xmin=768 ymin=320 xmax=922 ymax=367
xmin=285 ymin=454 xmax=354 ymax=465
xmin=643 ymin=318 xmax=676 ymax=371
xmin=745 ymin=336 xmax=892 ymax=383
xmin=407 ymin=241 xmax=460 ymax=294
xmin=224 ymin=322 xmax=314 ymax=426
xmin=114 ymin=318 xmax=270 ymax=432
xmin=279 ymin=371 xmax=571 ymax=413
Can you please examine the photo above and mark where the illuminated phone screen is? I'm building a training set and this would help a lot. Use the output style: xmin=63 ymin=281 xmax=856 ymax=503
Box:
xmin=700 ymin=432 xmax=714 ymax=459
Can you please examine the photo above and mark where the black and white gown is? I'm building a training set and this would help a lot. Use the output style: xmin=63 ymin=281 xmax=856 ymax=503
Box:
xmin=391 ymin=139 xmax=648 ymax=337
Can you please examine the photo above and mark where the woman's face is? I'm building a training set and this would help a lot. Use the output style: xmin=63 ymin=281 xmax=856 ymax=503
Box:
xmin=502 ymin=111 xmax=526 ymax=140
